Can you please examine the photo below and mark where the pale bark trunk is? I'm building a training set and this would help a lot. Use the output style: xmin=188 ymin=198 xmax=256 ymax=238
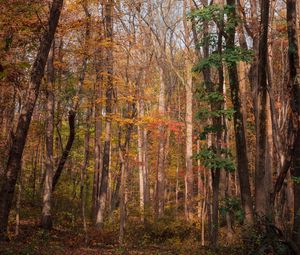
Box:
xmin=138 ymin=95 xmax=148 ymax=220
xmin=155 ymin=66 xmax=166 ymax=219
xmin=185 ymin=68 xmax=193 ymax=221
xmin=92 ymin=42 xmax=104 ymax=221
xmin=41 ymin=90 xmax=55 ymax=229
xmin=183 ymin=0 xmax=194 ymax=222
xmin=41 ymin=42 xmax=55 ymax=230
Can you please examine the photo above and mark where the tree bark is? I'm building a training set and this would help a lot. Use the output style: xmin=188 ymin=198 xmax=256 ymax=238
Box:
xmin=155 ymin=66 xmax=166 ymax=219
xmin=226 ymin=0 xmax=254 ymax=224
xmin=41 ymin=44 xmax=55 ymax=229
xmin=183 ymin=0 xmax=194 ymax=222
xmin=52 ymin=2 xmax=90 ymax=191
xmin=138 ymin=95 xmax=148 ymax=221
xmin=286 ymin=0 xmax=300 ymax=248
xmin=92 ymin=42 xmax=104 ymax=221
xmin=96 ymin=0 xmax=113 ymax=226
xmin=119 ymin=124 xmax=133 ymax=243
xmin=254 ymin=0 xmax=270 ymax=217
xmin=80 ymin=108 xmax=91 ymax=244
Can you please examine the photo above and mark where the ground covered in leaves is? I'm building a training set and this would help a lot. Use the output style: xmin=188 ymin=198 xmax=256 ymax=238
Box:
xmin=0 ymin=219 xmax=242 ymax=255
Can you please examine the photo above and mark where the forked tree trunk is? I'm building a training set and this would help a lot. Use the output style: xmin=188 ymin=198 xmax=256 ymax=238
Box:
xmin=0 ymin=0 xmax=63 ymax=241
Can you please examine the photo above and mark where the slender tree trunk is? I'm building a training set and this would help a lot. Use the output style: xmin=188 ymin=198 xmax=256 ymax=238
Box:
xmin=52 ymin=2 xmax=90 ymax=191
xmin=155 ymin=66 xmax=166 ymax=219
xmin=118 ymin=93 xmax=135 ymax=242
xmin=81 ymin=107 xmax=91 ymax=245
xmin=0 ymin=0 xmax=63 ymax=240
xmin=183 ymin=0 xmax=194 ymax=222
xmin=15 ymin=167 xmax=22 ymax=236
xmin=41 ymin=46 xmax=55 ymax=229
xmin=138 ymin=96 xmax=146 ymax=221
xmin=92 ymin=39 xmax=104 ymax=221
xmin=119 ymin=152 xmax=126 ymax=243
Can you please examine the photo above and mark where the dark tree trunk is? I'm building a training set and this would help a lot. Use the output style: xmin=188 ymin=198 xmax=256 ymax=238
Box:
xmin=52 ymin=4 xmax=90 ymax=191
xmin=254 ymin=0 xmax=270 ymax=217
xmin=285 ymin=0 xmax=300 ymax=248
xmin=226 ymin=0 xmax=254 ymax=224
xmin=0 ymin=0 xmax=64 ymax=241
xmin=52 ymin=110 xmax=76 ymax=191
xmin=211 ymin=10 xmax=225 ymax=245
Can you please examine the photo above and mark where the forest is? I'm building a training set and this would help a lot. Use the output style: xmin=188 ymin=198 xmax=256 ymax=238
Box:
xmin=1 ymin=0 xmax=300 ymax=254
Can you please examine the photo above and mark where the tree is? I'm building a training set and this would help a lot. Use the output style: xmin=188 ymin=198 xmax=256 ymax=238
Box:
xmin=254 ymin=0 xmax=270 ymax=217
xmin=96 ymin=0 xmax=114 ymax=226
xmin=0 ymin=0 xmax=64 ymax=240
xmin=226 ymin=0 xmax=254 ymax=224
xmin=286 ymin=0 xmax=300 ymax=248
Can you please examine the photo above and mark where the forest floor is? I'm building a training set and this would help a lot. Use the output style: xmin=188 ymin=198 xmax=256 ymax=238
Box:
xmin=0 ymin=219 xmax=242 ymax=255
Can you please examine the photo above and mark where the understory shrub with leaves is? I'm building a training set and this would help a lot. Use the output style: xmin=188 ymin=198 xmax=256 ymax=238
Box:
xmin=241 ymin=217 xmax=296 ymax=255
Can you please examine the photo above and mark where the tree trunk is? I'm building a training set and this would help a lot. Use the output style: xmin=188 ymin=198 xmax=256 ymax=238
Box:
xmin=15 ymin=167 xmax=22 ymax=237
xmin=0 ymin=0 xmax=63 ymax=241
xmin=138 ymin=93 xmax=148 ymax=221
xmin=155 ymin=66 xmax=166 ymax=219
xmin=96 ymin=0 xmax=113 ymax=226
xmin=80 ymin=108 xmax=91 ymax=245
xmin=254 ymin=0 xmax=270 ymax=217
xmin=52 ymin=2 xmax=90 ymax=191
xmin=41 ymin=45 xmax=55 ymax=229
xmin=119 ymin=125 xmax=132 ymax=244
xmin=226 ymin=0 xmax=254 ymax=224
xmin=183 ymin=0 xmax=194 ymax=222
xmin=286 ymin=0 xmax=300 ymax=248
xmin=92 ymin=39 xmax=104 ymax=221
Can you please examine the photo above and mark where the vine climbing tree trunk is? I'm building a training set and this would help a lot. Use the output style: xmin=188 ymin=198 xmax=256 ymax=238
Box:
xmin=41 ymin=44 xmax=55 ymax=229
